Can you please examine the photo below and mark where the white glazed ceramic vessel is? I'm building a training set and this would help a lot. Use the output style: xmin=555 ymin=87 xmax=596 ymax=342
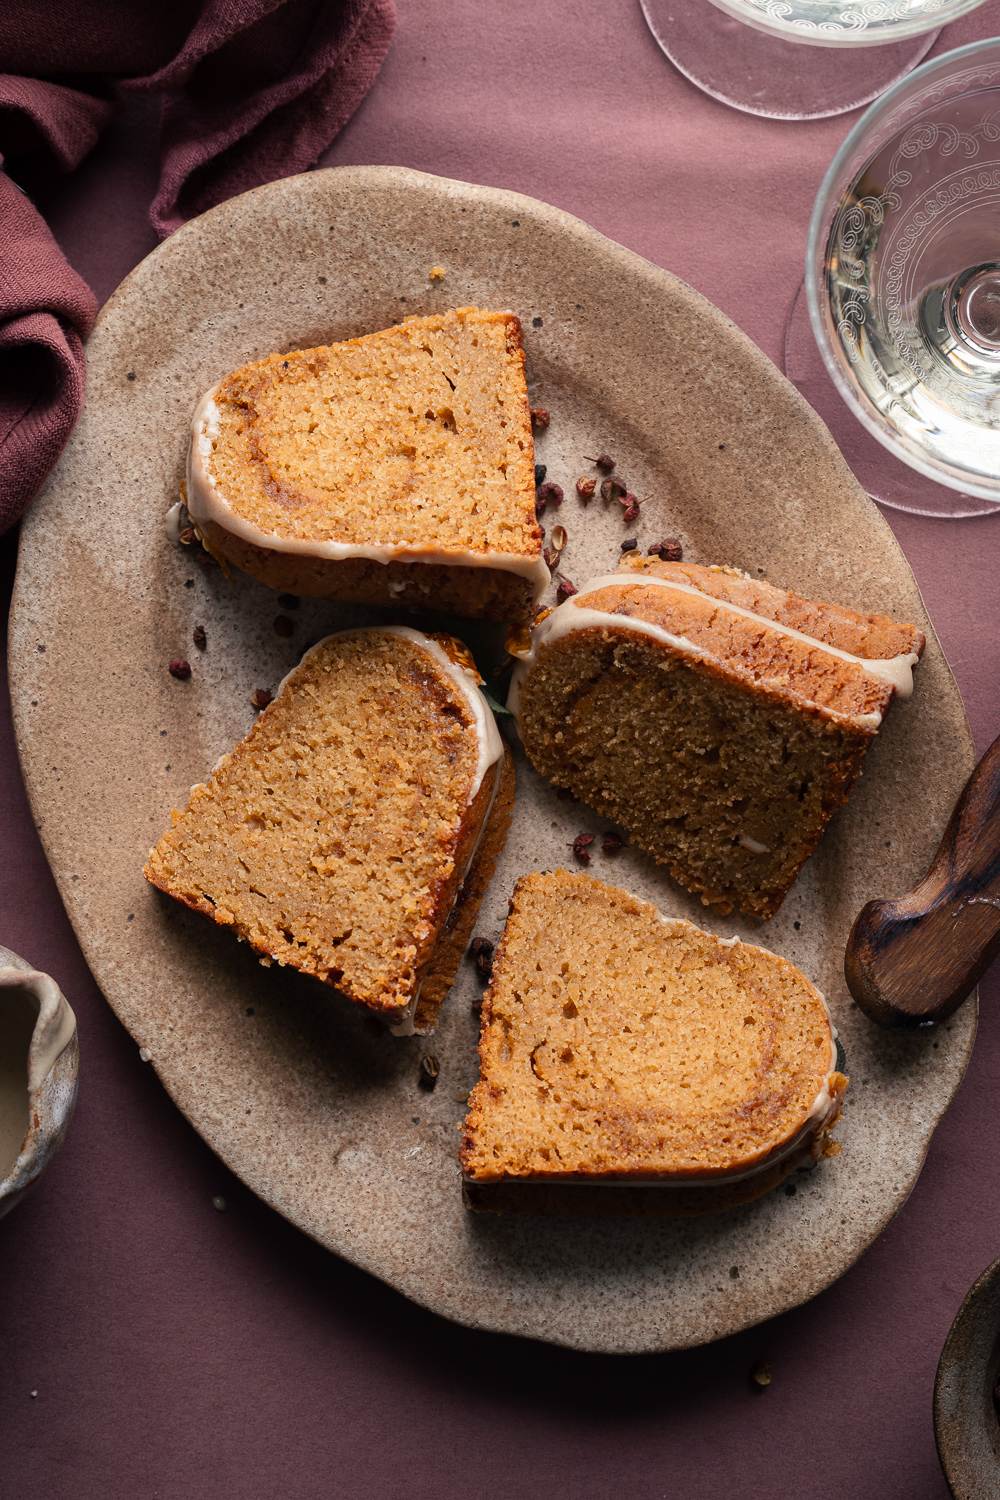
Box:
xmin=0 ymin=946 xmax=79 ymax=1218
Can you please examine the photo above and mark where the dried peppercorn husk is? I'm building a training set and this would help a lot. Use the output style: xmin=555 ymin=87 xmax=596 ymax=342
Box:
xmin=469 ymin=936 xmax=495 ymax=979
xmin=571 ymin=832 xmax=595 ymax=865
xmin=418 ymin=1053 xmax=440 ymax=1090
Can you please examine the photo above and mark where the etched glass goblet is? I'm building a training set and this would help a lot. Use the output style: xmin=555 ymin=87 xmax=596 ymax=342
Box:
xmin=806 ymin=37 xmax=1000 ymax=512
xmin=640 ymin=0 xmax=989 ymax=121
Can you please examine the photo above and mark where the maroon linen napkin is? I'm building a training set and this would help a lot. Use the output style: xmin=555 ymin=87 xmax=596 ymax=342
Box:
xmin=0 ymin=0 xmax=396 ymax=531
xmin=0 ymin=176 xmax=96 ymax=534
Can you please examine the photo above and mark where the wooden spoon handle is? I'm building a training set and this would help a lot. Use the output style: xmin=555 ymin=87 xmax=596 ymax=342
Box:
xmin=845 ymin=735 xmax=1000 ymax=1027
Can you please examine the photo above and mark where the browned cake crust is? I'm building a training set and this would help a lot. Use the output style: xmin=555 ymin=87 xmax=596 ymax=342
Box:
xmin=144 ymin=628 xmax=513 ymax=1030
xmin=189 ymin=532 xmax=538 ymax=624
xmin=511 ymin=561 xmax=924 ymax=919
xmin=461 ymin=871 xmax=847 ymax=1216
xmin=413 ymin=749 xmax=516 ymax=1033
xmin=186 ymin=307 xmax=546 ymax=624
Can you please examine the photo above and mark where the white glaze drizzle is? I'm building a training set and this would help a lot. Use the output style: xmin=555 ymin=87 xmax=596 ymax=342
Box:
xmin=508 ymin=571 xmax=920 ymax=728
xmin=186 ymin=388 xmax=550 ymax=598
xmin=165 ymin=500 xmax=186 ymax=543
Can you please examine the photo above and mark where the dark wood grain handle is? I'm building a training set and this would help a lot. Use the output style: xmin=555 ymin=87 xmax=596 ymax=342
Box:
xmin=845 ymin=735 xmax=1000 ymax=1027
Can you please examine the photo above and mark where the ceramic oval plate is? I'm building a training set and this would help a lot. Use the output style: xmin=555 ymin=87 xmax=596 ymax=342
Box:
xmin=935 ymin=1258 xmax=1000 ymax=1498
xmin=10 ymin=167 xmax=975 ymax=1354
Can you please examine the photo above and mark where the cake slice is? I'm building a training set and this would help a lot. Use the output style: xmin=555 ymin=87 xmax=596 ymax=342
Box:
xmin=185 ymin=307 xmax=548 ymax=623
xmin=145 ymin=627 xmax=515 ymax=1033
xmin=509 ymin=558 xmax=924 ymax=919
xmin=461 ymin=871 xmax=847 ymax=1214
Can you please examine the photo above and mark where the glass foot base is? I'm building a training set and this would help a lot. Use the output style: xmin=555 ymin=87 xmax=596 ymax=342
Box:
xmin=639 ymin=0 xmax=939 ymax=120
xmin=784 ymin=281 xmax=1000 ymax=518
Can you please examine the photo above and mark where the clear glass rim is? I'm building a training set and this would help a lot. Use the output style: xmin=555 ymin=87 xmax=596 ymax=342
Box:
xmin=707 ymin=0 xmax=988 ymax=47
xmin=805 ymin=35 xmax=1000 ymax=506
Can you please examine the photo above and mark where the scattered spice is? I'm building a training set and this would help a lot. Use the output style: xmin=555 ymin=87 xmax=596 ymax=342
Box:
xmin=469 ymin=935 xmax=494 ymax=979
xmin=192 ymin=624 xmax=207 ymax=651
xmin=418 ymin=1053 xmax=440 ymax=1090
xmin=168 ymin=658 xmax=192 ymax=680
xmin=530 ymin=406 xmax=550 ymax=432
xmin=273 ymin=614 xmax=295 ymax=638
xmin=555 ymin=576 xmax=577 ymax=603
xmin=593 ymin=453 xmax=616 ymax=472
xmin=648 ymin=538 xmax=683 ymax=562
xmin=620 ymin=538 xmax=638 ymax=553
xmin=750 ymin=1361 xmax=772 ymax=1391
xmin=575 ymin=476 xmax=596 ymax=500
xmin=531 ymin=315 xmax=543 ymax=328
xmin=277 ymin=593 xmax=300 ymax=610
xmin=621 ymin=494 xmax=641 ymax=525
xmin=534 ymin=463 xmax=547 ymax=486
xmin=601 ymin=831 xmax=626 ymax=856
xmin=571 ymin=832 xmax=595 ymax=865
xmin=250 ymin=687 xmax=273 ymax=711
xmin=600 ymin=477 xmax=626 ymax=504
xmin=178 ymin=526 xmax=197 ymax=547
xmin=428 ymin=264 xmax=447 ymax=281
xmin=550 ymin=524 xmax=568 ymax=554
xmin=536 ymin=481 xmax=563 ymax=514
xmin=212 ymin=1195 xmax=227 ymax=1212
xmin=542 ymin=546 xmax=559 ymax=571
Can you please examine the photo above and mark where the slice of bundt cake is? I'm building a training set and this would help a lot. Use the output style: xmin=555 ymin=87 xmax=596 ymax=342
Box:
xmin=185 ymin=307 xmax=548 ymax=623
xmin=145 ymin=627 xmax=515 ymax=1033
xmin=461 ymin=870 xmax=847 ymax=1214
xmin=509 ymin=557 xmax=924 ymax=919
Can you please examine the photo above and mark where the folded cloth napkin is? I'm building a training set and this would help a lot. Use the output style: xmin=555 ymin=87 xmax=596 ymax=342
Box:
xmin=0 ymin=178 xmax=96 ymax=534
xmin=0 ymin=0 xmax=396 ymax=531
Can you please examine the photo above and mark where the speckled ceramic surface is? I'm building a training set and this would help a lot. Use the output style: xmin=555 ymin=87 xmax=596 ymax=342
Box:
xmin=935 ymin=1258 xmax=1000 ymax=1498
xmin=0 ymin=946 xmax=79 ymax=1218
xmin=9 ymin=167 xmax=975 ymax=1353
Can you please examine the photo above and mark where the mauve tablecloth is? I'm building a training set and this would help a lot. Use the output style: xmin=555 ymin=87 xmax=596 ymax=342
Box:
xmin=3 ymin=3 xmax=1000 ymax=1496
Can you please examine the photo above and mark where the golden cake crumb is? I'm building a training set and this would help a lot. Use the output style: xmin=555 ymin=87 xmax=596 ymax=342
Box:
xmin=512 ymin=560 xmax=924 ymax=919
xmin=145 ymin=628 xmax=514 ymax=1030
xmin=461 ymin=870 xmax=846 ymax=1204
xmin=187 ymin=308 xmax=545 ymax=622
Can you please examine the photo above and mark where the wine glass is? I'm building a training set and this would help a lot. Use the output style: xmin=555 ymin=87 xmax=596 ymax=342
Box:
xmin=805 ymin=37 xmax=1000 ymax=513
xmin=640 ymin=0 xmax=989 ymax=121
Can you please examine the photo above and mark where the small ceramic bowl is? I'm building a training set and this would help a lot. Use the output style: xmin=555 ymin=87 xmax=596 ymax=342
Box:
xmin=0 ymin=945 xmax=79 ymax=1218
xmin=934 ymin=1257 xmax=1000 ymax=1498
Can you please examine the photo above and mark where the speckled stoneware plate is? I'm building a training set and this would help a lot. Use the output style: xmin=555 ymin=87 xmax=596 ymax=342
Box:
xmin=935 ymin=1258 xmax=1000 ymax=1498
xmin=10 ymin=167 xmax=975 ymax=1353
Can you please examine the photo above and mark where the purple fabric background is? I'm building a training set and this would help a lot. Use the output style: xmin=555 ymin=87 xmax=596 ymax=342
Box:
xmin=3 ymin=3 xmax=1000 ymax=1495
